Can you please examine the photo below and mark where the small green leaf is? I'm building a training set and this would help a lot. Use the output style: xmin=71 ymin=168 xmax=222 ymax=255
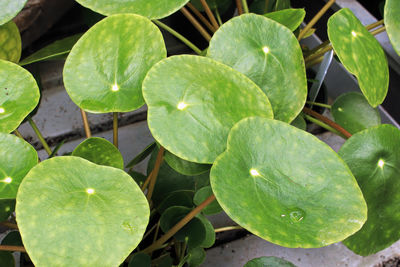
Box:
xmin=64 ymin=14 xmax=166 ymax=113
xmin=0 ymin=0 xmax=27 ymax=26
xmin=339 ymin=125 xmax=400 ymax=256
xmin=128 ymin=170 xmax=147 ymax=187
xmin=0 ymin=251 xmax=14 ymax=267
xmin=193 ymin=186 xmax=222 ymax=215
xmin=72 ymin=137 xmax=124 ymax=169
xmin=0 ymin=60 xmax=40 ymax=133
xmin=143 ymin=55 xmax=273 ymax=164
xmin=250 ymin=0 xmax=275 ymax=14
xmin=157 ymin=190 xmax=194 ymax=214
xmin=211 ymin=117 xmax=367 ymax=248
xmin=0 ymin=199 xmax=15 ymax=221
xmin=207 ymin=14 xmax=307 ymax=122
xmin=274 ymin=0 xmax=290 ymax=11
xmin=197 ymin=214 xmax=215 ymax=248
xmin=264 ymin=8 xmax=305 ymax=31
xmin=0 ymin=21 xmax=21 ymax=63
xmin=128 ymin=253 xmax=151 ymax=267
xmin=164 ymin=150 xmax=211 ymax=176
xmin=126 ymin=142 xmax=156 ymax=168
xmin=290 ymin=114 xmax=306 ymax=130
xmin=0 ymin=133 xmax=38 ymax=199
xmin=187 ymin=247 xmax=206 ymax=267
xmin=16 ymin=156 xmax=150 ymax=266
xmin=19 ymin=34 xmax=82 ymax=66
xmin=385 ymin=0 xmax=400 ymax=56
xmin=332 ymin=92 xmax=381 ymax=134
xmin=328 ymin=8 xmax=389 ymax=107
xmin=75 ymin=0 xmax=190 ymax=19
xmin=244 ymin=256 xmax=297 ymax=267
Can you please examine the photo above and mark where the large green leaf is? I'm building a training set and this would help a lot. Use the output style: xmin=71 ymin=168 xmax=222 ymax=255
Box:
xmin=0 ymin=60 xmax=40 ymax=133
xmin=143 ymin=55 xmax=273 ymax=164
xmin=211 ymin=117 xmax=367 ymax=248
xmin=72 ymin=137 xmax=124 ymax=169
xmin=0 ymin=133 xmax=37 ymax=199
xmin=75 ymin=0 xmax=190 ymax=19
xmin=264 ymin=8 xmax=305 ymax=31
xmin=385 ymin=0 xmax=400 ymax=56
xmin=19 ymin=34 xmax=82 ymax=66
xmin=332 ymin=92 xmax=381 ymax=134
xmin=64 ymin=14 xmax=166 ymax=113
xmin=339 ymin=125 xmax=400 ymax=256
xmin=0 ymin=0 xmax=27 ymax=26
xmin=207 ymin=14 xmax=307 ymax=122
xmin=327 ymin=8 xmax=389 ymax=107
xmin=244 ymin=256 xmax=297 ymax=267
xmin=16 ymin=156 xmax=149 ymax=266
xmin=0 ymin=21 xmax=21 ymax=63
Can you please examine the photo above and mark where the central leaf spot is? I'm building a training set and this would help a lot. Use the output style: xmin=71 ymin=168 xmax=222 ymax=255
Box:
xmin=351 ymin=31 xmax=357 ymax=37
xmin=262 ymin=46 xmax=270 ymax=54
xmin=3 ymin=177 xmax=12 ymax=183
xmin=177 ymin=102 xmax=188 ymax=110
xmin=111 ymin=83 xmax=119 ymax=92
xmin=378 ymin=159 xmax=385 ymax=168
xmin=0 ymin=107 xmax=5 ymax=113
xmin=86 ymin=188 xmax=95 ymax=194
xmin=250 ymin=168 xmax=260 ymax=176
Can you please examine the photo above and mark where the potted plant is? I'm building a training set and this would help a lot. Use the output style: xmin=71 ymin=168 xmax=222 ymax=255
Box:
xmin=0 ymin=0 xmax=399 ymax=266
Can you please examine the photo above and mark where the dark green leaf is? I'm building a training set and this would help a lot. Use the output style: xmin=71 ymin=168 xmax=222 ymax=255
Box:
xmin=0 ymin=21 xmax=21 ymax=63
xmin=1 ymin=231 xmax=22 ymax=246
xmin=197 ymin=214 xmax=215 ymax=248
xmin=128 ymin=253 xmax=151 ymax=267
xmin=290 ymin=114 xmax=306 ymax=130
xmin=193 ymin=186 xmax=222 ymax=215
xmin=126 ymin=142 xmax=156 ymax=168
xmin=0 ymin=199 xmax=15 ymax=221
xmin=385 ymin=0 xmax=400 ymax=56
xmin=0 ymin=251 xmax=14 ymax=267
xmin=187 ymin=247 xmax=206 ymax=267
xmin=244 ymin=256 xmax=297 ymax=267
xmin=264 ymin=9 xmax=305 ymax=31
xmin=157 ymin=190 xmax=194 ymax=214
xmin=164 ymin=150 xmax=211 ymax=176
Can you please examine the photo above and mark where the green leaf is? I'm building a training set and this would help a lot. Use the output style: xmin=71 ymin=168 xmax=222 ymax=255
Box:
xmin=290 ymin=114 xmax=306 ymax=130
xmin=187 ymin=247 xmax=206 ymax=267
xmin=157 ymin=190 xmax=194 ymax=214
xmin=16 ymin=156 xmax=150 ymax=266
xmin=197 ymin=214 xmax=215 ymax=248
xmin=72 ymin=137 xmax=124 ymax=169
xmin=129 ymin=170 xmax=147 ymax=188
xmin=64 ymin=14 xmax=166 ymax=113
xmin=327 ymin=8 xmax=389 ymax=107
xmin=160 ymin=206 xmax=206 ymax=248
xmin=1 ymin=231 xmax=23 ymax=246
xmin=250 ymin=0 xmax=276 ymax=14
xmin=75 ymin=0 xmax=190 ymax=19
xmin=128 ymin=253 xmax=151 ymax=267
xmin=264 ymin=8 xmax=305 ymax=31
xmin=385 ymin=0 xmax=400 ymax=56
xmin=338 ymin=125 xmax=400 ymax=256
xmin=0 ymin=0 xmax=27 ymax=26
xmin=0 ymin=21 xmax=21 ymax=63
xmin=164 ymin=150 xmax=211 ymax=176
xmin=244 ymin=256 xmax=297 ymax=267
xmin=0 ymin=251 xmax=14 ymax=267
xmin=274 ymin=0 xmax=290 ymax=11
xmin=0 ymin=60 xmax=40 ymax=133
xmin=126 ymin=142 xmax=156 ymax=168
xmin=19 ymin=34 xmax=82 ymax=66
xmin=211 ymin=117 xmax=367 ymax=248
xmin=0 ymin=133 xmax=38 ymax=199
xmin=190 ymin=0 xmax=231 ymax=12
xmin=332 ymin=92 xmax=381 ymax=134
xmin=193 ymin=186 xmax=222 ymax=215
xmin=0 ymin=199 xmax=15 ymax=221
xmin=207 ymin=14 xmax=307 ymax=123
xmin=143 ymin=55 xmax=273 ymax=164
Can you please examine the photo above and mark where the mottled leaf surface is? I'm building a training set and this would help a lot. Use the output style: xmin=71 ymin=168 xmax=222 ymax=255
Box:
xmin=264 ymin=8 xmax=305 ymax=31
xmin=211 ymin=117 xmax=367 ymax=248
xmin=244 ymin=256 xmax=297 ymax=267
xmin=208 ymin=14 xmax=307 ymax=122
xmin=16 ymin=157 xmax=149 ymax=266
xmin=0 ymin=0 xmax=27 ymax=26
xmin=75 ymin=0 xmax=189 ymax=19
xmin=64 ymin=14 xmax=166 ymax=113
xmin=385 ymin=0 xmax=400 ymax=56
xmin=328 ymin=8 xmax=389 ymax=107
xmin=143 ymin=55 xmax=273 ymax=163
xmin=0 ymin=133 xmax=37 ymax=199
xmin=339 ymin=125 xmax=400 ymax=256
xmin=0 ymin=21 xmax=21 ymax=63
xmin=0 ymin=60 xmax=40 ymax=133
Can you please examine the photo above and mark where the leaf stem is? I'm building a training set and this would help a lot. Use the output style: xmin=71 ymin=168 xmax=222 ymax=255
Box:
xmin=304 ymin=114 xmax=346 ymax=138
xmin=366 ymin=19 xmax=384 ymax=30
xmin=200 ymin=0 xmax=220 ymax=30
xmin=370 ymin=25 xmax=386 ymax=36
xmin=113 ymin=112 xmax=118 ymax=148
xmin=235 ymin=0 xmax=243 ymax=15
xmin=14 ymin=129 xmax=24 ymax=139
xmin=298 ymin=0 xmax=335 ymax=40
xmin=187 ymin=2 xmax=216 ymax=32
xmin=180 ymin=7 xmax=212 ymax=42
xmin=303 ymin=107 xmax=352 ymax=138
xmin=141 ymin=170 xmax=153 ymax=191
xmin=28 ymin=117 xmax=52 ymax=155
xmin=146 ymin=147 xmax=165 ymax=201
xmin=215 ymin=8 xmax=223 ymax=26
xmin=241 ymin=0 xmax=249 ymax=13
xmin=142 ymin=194 xmax=216 ymax=254
xmin=0 ymin=245 xmax=26 ymax=252
xmin=153 ymin=20 xmax=202 ymax=55
xmin=306 ymin=101 xmax=332 ymax=109
xmin=80 ymin=109 xmax=91 ymax=138
xmin=0 ymin=221 xmax=18 ymax=229
xmin=214 ymin=225 xmax=243 ymax=233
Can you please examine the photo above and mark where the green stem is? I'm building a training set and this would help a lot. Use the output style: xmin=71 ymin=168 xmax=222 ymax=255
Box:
xmin=28 ymin=117 xmax=52 ymax=155
xmin=304 ymin=114 xmax=346 ymax=138
xmin=214 ymin=225 xmax=243 ymax=233
xmin=242 ymin=0 xmax=249 ymax=13
xmin=215 ymin=8 xmax=223 ymax=26
xmin=153 ymin=20 xmax=202 ymax=55
xmin=113 ymin=112 xmax=118 ymax=148
xmin=14 ymin=129 xmax=24 ymax=139
xmin=306 ymin=101 xmax=332 ymax=109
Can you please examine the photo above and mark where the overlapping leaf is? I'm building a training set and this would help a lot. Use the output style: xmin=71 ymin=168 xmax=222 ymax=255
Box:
xmin=385 ymin=0 xmax=400 ymax=56
xmin=0 ymin=21 xmax=21 ymax=63
xmin=0 ymin=0 xmax=27 ymax=26
xmin=264 ymin=8 xmax=305 ymax=31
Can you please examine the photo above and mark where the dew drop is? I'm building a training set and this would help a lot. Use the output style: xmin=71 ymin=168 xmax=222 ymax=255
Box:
xmin=262 ymin=46 xmax=270 ymax=54
xmin=250 ymin=168 xmax=260 ymax=176
xmin=289 ymin=208 xmax=305 ymax=223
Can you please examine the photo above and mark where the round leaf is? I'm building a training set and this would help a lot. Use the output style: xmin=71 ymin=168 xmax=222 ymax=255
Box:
xmin=0 ymin=0 xmax=27 ymax=26
xmin=72 ymin=137 xmax=124 ymax=169
xmin=244 ymin=256 xmax=297 ymax=267
xmin=64 ymin=14 xmax=166 ymax=113
xmin=327 ymin=8 xmax=389 ymax=107
xmin=385 ymin=0 xmax=400 ymax=56
xmin=197 ymin=214 xmax=215 ymax=248
xmin=0 ymin=60 xmax=40 ymax=133
xmin=164 ymin=150 xmax=211 ymax=176
xmin=75 ymin=0 xmax=190 ymax=19
xmin=207 ymin=14 xmax=307 ymax=122
xmin=143 ymin=55 xmax=273 ymax=164
xmin=211 ymin=117 xmax=367 ymax=248
xmin=16 ymin=156 xmax=150 ymax=266
xmin=264 ymin=8 xmax=306 ymax=31
xmin=157 ymin=190 xmax=194 ymax=214
xmin=193 ymin=186 xmax=222 ymax=215
xmin=187 ymin=247 xmax=206 ymax=267
xmin=338 ymin=125 xmax=400 ymax=256
xmin=332 ymin=92 xmax=381 ymax=134
xmin=0 ymin=21 xmax=21 ymax=63
xmin=0 ymin=133 xmax=38 ymax=199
